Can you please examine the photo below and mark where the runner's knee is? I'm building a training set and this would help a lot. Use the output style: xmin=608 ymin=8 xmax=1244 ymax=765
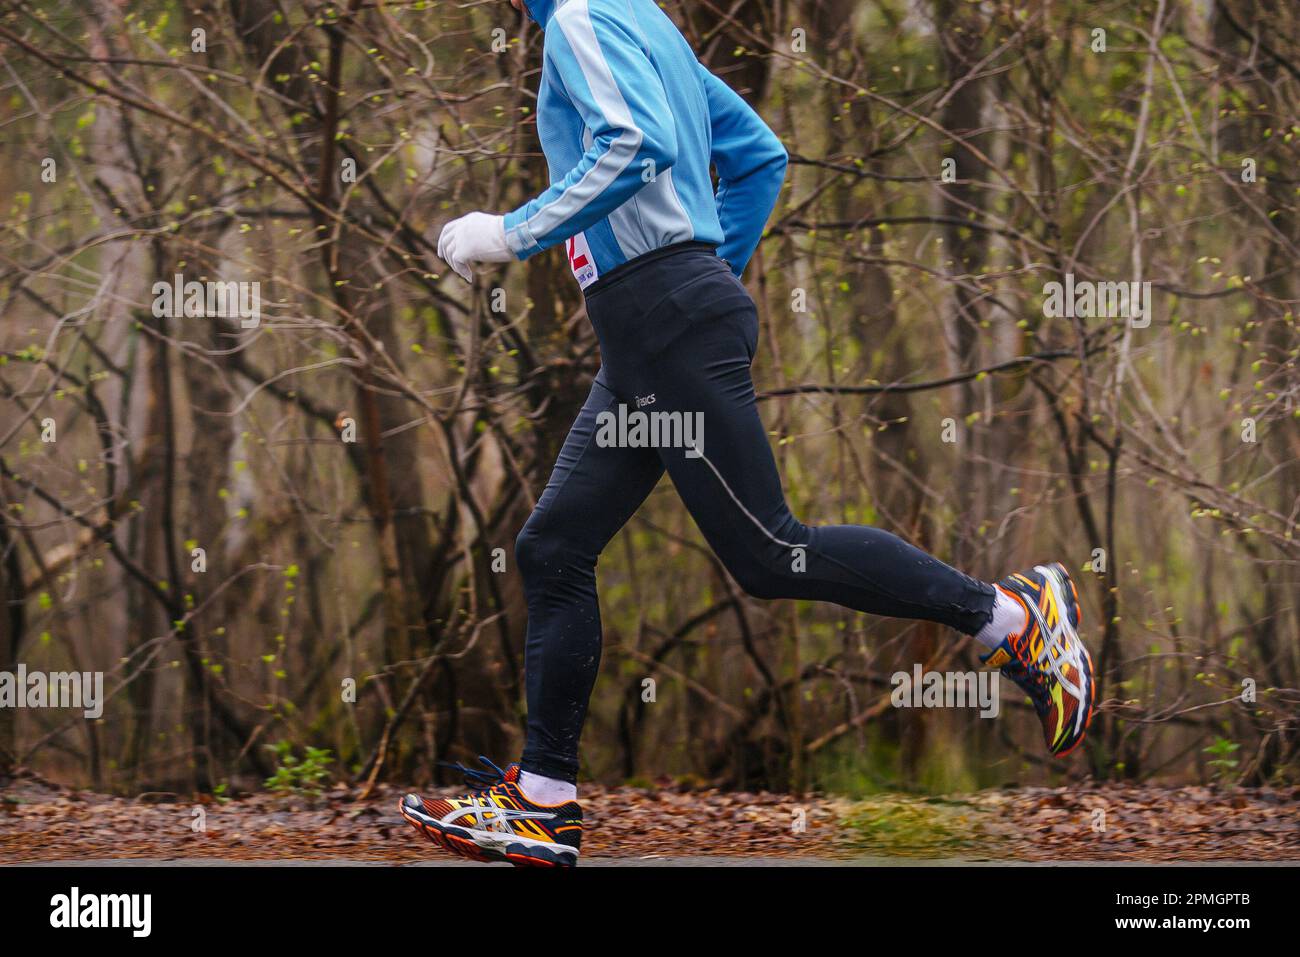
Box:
xmin=515 ymin=519 xmax=552 ymax=584
xmin=729 ymin=562 xmax=786 ymax=600
xmin=515 ymin=514 xmax=593 ymax=586
xmin=717 ymin=541 xmax=801 ymax=601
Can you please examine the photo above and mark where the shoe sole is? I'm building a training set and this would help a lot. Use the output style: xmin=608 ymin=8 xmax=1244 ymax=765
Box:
xmin=399 ymin=798 xmax=579 ymax=868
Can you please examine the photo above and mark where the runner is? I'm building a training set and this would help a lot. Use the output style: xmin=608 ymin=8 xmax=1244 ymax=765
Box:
xmin=401 ymin=0 xmax=1095 ymax=867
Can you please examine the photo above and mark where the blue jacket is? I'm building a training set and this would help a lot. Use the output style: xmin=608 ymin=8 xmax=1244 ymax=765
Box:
xmin=508 ymin=0 xmax=787 ymax=288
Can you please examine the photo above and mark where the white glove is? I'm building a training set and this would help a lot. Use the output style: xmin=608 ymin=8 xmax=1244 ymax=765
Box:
xmin=436 ymin=211 xmax=511 ymax=282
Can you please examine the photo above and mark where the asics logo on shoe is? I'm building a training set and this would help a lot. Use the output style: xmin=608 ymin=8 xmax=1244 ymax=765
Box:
xmin=437 ymin=797 xmax=559 ymax=831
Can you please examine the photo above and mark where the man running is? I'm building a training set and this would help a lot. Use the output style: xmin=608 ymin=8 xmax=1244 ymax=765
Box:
xmin=400 ymin=0 xmax=1095 ymax=867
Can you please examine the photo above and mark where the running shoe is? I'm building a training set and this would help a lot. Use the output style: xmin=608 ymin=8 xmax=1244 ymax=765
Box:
xmin=980 ymin=562 xmax=1095 ymax=757
xmin=400 ymin=757 xmax=582 ymax=867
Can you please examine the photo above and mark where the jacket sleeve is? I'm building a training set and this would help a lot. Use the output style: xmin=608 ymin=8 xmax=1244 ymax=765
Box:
xmin=696 ymin=63 xmax=787 ymax=276
xmin=503 ymin=7 xmax=678 ymax=259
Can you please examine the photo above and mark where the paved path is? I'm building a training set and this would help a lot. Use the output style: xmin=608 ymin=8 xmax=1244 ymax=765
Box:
xmin=14 ymin=856 xmax=1294 ymax=867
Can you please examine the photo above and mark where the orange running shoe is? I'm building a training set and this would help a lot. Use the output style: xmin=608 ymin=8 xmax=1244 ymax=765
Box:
xmin=400 ymin=758 xmax=582 ymax=867
xmin=980 ymin=562 xmax=1095 ymax=757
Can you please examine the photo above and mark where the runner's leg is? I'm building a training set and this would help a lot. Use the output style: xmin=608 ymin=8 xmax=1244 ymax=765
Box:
xmin=616 ymin=266 xmax=997 ymax=634
xmin=516 ymin=369 xmax=664 ymax=784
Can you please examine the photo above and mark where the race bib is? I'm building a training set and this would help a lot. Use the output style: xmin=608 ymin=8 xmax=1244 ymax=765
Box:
xmin=566 ymin=232 xmax=599 ymax=289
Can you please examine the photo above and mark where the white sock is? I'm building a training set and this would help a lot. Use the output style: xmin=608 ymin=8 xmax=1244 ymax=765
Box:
xmin=973 ymin=586 xmax=1028 ymax=651
xmin=518 ymin=770 xmax=577 ymax=805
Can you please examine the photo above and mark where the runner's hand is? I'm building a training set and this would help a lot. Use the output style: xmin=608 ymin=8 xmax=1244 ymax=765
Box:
xmin=437 ymin=212 xmax=511 ymax=282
